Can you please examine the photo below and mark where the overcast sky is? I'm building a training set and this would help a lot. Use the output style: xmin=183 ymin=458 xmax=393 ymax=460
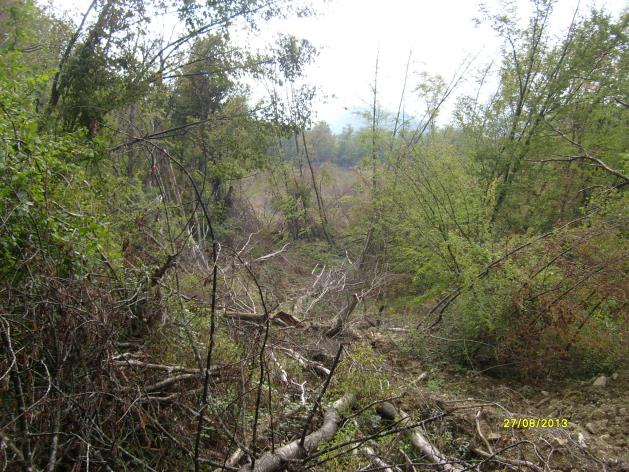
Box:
xmin=50 ymin=0 xmax=628 ymax=131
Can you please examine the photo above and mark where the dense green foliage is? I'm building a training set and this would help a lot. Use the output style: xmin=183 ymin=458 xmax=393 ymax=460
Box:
xmin=369 ymin=3 xmax=629 ymax=377
xmin=1 ymin=1 xmax=318 ymax=469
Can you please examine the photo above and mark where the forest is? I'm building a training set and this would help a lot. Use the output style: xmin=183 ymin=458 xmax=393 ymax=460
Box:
xmin=0 ymin=0 xmax=627 ymax=470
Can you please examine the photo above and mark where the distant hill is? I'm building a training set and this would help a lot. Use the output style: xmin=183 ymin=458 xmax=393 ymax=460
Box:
xmin=324 ymin=106 xmax=422 ymax=133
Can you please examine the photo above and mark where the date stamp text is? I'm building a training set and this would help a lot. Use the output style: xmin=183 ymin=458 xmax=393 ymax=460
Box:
xmin=502 ymin=418 xmax=569 ymax=429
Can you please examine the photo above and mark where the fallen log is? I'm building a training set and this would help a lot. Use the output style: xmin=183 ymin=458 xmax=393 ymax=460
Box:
xmin=360 ymin=445 xmax=394 ymax=472
xmin=238 ymin=393 xmax=355 ymax=472
xmin=374 ymin=404 xmax=463 ymax=472
xmin=224 ymin=311 xmax=301 ymax=327
xmin=399 ymin=410 xmax=464 ymax=472
xmin=220 ymin=405 xmax=304 ymax=470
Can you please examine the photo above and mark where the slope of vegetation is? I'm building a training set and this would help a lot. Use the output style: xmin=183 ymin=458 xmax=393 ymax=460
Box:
xmin=0 ymin=0 xmax=627 ymax=471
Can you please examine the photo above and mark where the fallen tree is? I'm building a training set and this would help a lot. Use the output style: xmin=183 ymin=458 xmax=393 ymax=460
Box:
xmin=238 ymin=393 xmax=355 ymax=472
xmin=360 ymin=444 xmax=394 ymax=472
xmin=375 ymin=405 xmax=464 ymax=472
xmin=220 ymin=405 xmax=304 ymax=470
xmin=223 ymin=310 xmax=301 ymax=327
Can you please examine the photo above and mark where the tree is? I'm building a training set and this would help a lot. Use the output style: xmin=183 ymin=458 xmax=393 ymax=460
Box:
xmin=463 ymin=1 xmax=629 ymax=231
xmin=308 ymin=120 xmax=336 ymax=162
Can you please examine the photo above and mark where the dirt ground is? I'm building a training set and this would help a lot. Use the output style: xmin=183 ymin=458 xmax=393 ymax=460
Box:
xmin=360 ymin=322 xmax=629 ymax=471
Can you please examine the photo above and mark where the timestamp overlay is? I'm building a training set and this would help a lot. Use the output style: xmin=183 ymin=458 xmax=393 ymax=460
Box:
xmin=502 ymin=418 xmax=570 ymax=429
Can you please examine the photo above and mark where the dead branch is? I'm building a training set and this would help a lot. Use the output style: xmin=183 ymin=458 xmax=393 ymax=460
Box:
xmin=326 ymin=293 xmax=360 ymax=337
xmin=254 ymin=243 xmax=290 ymax=262
xmin=112 ymin=359 xmax=210 ymax=374
xmin=268 ymin=350 xmax=288 ymax=385
xmin=150 ymin=253 xmax=177 ymax=287
xmin=475 ymin=409 xmax=493 ymax=455
xmin=45 ymin=407 xmax=61 ymax=472
xmin=472 ymin=447 xmax=543 ymax=472
xmin=142 ymin=368 xmax=222 ymax=393
xmin=145 ymin=373 xmax=201 ymax=392
xmin=542 ymin=120 xmax=629 ymax=186
xmin=1 ymin=321 xmax=33 ymax=471
xmin=299 ymin=345 xmax=343 ymax=447
xmin=278 ymin=347 xmax=330 ymax=378
xmin=399 ymin=448 xmax=417 ymax=472
xmin=0 ymin=428 xmax=28 ymax=470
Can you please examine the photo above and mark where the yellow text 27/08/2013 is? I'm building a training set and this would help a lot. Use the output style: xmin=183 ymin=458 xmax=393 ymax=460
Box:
xmin=502 ymin=418 xmax=569 ymax=429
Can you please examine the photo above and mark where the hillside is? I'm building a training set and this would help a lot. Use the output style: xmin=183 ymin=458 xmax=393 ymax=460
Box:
xmin=0 ymin=0 xmax=627 ymax=471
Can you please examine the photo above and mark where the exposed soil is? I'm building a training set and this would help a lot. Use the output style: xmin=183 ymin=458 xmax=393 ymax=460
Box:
xmin=356 ymin=319 xmax=629 ymax=471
